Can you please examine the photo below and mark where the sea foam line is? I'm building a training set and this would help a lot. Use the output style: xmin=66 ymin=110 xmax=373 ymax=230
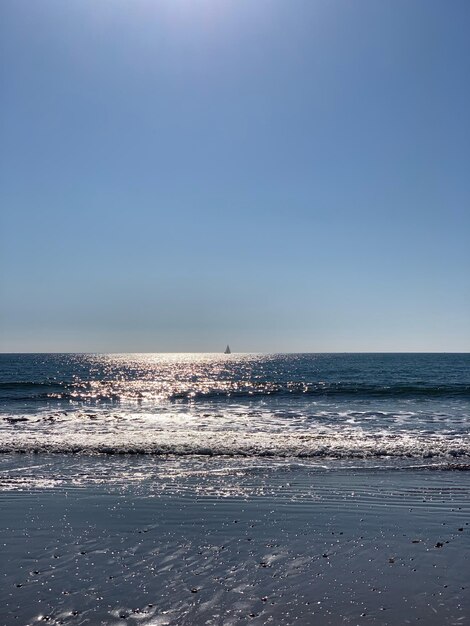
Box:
xmin=1 ymin=430 xmax=469 ymax=458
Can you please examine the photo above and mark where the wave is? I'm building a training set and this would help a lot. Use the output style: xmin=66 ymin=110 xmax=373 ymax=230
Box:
xmin=1 ymin=380 xmax=470 ymax=402
xmin=1 ymin=430 xmax=470 ymax=459
xmin=0 ymin=381 xmax=65 ymax=393
xmin=169 ymin=383 xmax=470 ymax=401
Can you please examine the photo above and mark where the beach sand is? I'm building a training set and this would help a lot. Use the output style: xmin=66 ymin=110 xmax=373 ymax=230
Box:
xmin=1 ymin=455 xmax=469 ymax=625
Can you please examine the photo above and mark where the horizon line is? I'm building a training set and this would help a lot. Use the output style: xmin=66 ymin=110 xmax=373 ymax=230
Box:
xmin=1 ymin=351 xmax=469 ymax=356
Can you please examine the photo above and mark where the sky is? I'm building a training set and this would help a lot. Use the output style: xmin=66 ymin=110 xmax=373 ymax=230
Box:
xmin=0 ymin=0 xmax=469 ymax=353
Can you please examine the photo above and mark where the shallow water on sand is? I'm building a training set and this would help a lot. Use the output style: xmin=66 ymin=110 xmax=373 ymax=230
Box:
xmin=1 ymin=456 xmax=469 ymax=626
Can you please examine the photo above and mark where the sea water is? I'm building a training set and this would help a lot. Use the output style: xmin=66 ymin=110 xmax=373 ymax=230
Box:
xmin=0 ymin=353 xmax=469 ymax=463
xmin=1 ymin=354 xmax=470 ymax=625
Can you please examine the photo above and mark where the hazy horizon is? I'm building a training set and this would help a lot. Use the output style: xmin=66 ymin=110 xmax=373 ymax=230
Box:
xmin=1 ymin=0 xmax=469 ymax=353
xmin=1 ymin=350 xmax=469 ymax=356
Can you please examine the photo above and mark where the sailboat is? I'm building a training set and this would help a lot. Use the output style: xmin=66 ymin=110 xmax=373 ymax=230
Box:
xmin=224 ymin=345 xmax=231 ymax=354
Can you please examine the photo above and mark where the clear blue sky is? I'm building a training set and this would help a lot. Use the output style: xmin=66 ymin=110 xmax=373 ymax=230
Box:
xmin=1 ymin=0 xmax=469 ymax=352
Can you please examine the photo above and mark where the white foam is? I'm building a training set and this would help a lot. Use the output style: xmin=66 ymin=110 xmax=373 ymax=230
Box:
xmin=1 ymin=428 xmax=469 ymax=458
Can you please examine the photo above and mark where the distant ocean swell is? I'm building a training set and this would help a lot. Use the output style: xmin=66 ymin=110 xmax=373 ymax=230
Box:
xmin=1 ymin=380 xmax=470 ymax=401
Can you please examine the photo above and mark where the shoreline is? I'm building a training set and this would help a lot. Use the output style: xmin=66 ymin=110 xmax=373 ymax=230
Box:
xmin=1 ymin=456 xmax=469 ymax=625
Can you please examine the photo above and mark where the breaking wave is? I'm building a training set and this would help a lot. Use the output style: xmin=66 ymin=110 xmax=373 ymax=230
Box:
xmin=1 ymin=429 xmax=470 ymax=459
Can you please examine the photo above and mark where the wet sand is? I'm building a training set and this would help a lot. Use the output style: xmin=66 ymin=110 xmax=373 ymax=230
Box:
xmin=1 ymin=455 xmax=469 ymax=625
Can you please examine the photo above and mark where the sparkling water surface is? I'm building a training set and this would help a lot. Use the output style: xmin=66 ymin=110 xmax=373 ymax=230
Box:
xmin=1 ymin=353 xmax=469 ymax=462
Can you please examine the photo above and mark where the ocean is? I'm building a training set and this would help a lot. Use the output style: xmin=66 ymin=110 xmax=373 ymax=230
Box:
xmin=1 ymin=352 xmax=469 ymax=462
xmin=1 ymin=353 xmax=469 ymax=625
